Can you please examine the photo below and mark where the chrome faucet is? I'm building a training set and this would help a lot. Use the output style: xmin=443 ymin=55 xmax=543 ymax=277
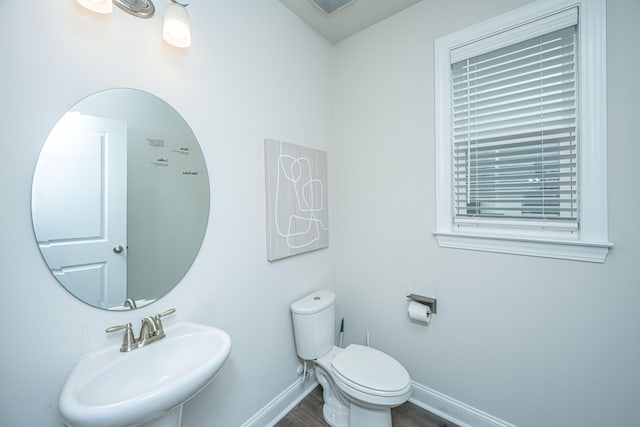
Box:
xmin=106 ymin=308 xmax=176 ymax=352
xmin=137 ymin=317 xmax=159 ymax=347
xmin=124 ymin=298 xmax=138 ymax=310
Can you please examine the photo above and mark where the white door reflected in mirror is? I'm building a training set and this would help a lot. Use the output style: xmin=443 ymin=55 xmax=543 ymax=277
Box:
xmin=33 ymin=113 xmax=127 ymax=307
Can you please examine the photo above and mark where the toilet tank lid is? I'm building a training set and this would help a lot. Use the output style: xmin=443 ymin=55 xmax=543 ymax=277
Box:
xmin=290 ymin=290 xmax=335 ymax=315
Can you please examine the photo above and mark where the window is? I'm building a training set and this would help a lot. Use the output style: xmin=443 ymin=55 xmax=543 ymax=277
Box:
xmin=434 ymin=0 xmax=611 ymax=262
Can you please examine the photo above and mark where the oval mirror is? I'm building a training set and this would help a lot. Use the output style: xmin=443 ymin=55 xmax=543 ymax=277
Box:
xmin=31 ymin=88 xmax=209 ymax=310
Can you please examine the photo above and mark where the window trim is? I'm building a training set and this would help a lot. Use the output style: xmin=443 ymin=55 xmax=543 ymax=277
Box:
xmin=433 ymin=0 xmax=612 ymax=262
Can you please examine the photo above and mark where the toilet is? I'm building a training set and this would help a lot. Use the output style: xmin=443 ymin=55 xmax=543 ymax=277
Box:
xmin=290 ymin=290 xmax=412 ymax=427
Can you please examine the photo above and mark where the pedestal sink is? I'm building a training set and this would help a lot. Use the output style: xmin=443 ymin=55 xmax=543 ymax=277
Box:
xmin=59 ymin=321 xmax=231 ymax=427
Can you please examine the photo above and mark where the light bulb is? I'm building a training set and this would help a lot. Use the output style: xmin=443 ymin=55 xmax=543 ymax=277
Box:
xmin=163 ymin=3 xmax=191 ymax=48
xmin=76 ymin=0 xmax=113 ymax=14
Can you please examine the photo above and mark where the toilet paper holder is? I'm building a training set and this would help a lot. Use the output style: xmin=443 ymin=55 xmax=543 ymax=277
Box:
xmin=406 ymin=294 xmax=437 ymax=314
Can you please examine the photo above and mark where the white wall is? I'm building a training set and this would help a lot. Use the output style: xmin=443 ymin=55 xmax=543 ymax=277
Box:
xmin=0 ymin=2 xmax=334 ymax=426
xmin=3 ymin=1 xmax=639 ymax=426
xmin=331 ymin=0 xmax=640 ymax=426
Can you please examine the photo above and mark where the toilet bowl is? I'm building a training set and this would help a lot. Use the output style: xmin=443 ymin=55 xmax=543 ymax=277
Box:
xmin=290 ymin=290 xmax=412 ymax=427
xmin=315 ymin=344 xmax=412 ymax=427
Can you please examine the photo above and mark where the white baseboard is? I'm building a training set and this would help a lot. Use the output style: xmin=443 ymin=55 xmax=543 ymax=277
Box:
xmin=242 ymin=375 xmax=516 ymax=427
xmin=409 ymin=381 xmax=517 ymax=427
xmin=241 ymin=374 xmax=319 ymax=427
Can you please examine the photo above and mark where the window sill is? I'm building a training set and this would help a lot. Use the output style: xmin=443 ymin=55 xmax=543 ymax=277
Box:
xmin=434 ymin=231 xmax=612 ymax=263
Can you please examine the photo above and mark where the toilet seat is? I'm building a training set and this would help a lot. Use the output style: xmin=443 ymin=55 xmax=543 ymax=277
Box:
xmin=330 ymin=345 xmax=411 ymax=405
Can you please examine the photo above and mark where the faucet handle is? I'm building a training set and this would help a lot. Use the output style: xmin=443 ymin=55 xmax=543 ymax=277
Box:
xmin=154 ymin=308 xmax=176 ymax=338
xmin=157 ymin=308 xmax=176 ymax=318
xmin=106 ymin=322 xmax=137 ymax=352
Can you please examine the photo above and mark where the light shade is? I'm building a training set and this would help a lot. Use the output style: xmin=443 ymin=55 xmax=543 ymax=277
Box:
xmin=76 ymin=0 xmax=113 ymax=14
xmin=163 ymin=3 xmax=191 ymax=48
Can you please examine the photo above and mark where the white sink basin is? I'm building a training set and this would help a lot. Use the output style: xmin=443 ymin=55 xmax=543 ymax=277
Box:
xmin=59 ymin=321 xmax=231 ymax=427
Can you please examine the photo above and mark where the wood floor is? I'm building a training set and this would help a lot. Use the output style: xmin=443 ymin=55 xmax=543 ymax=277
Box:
xmin=275 ymin=386 xmax=459 ymax=427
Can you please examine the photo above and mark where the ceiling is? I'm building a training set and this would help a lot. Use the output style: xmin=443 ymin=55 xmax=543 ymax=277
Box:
xmin=278 ymin=0 xmax=423 ymax=43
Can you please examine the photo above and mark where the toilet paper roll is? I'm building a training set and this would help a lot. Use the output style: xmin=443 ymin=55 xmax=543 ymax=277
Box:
xmin=408 ymin=301 xmax=431 ymax=323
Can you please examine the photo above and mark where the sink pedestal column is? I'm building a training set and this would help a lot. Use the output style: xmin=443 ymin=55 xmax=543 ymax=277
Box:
xmin=138 ymin=406 xmax=183 ymax=427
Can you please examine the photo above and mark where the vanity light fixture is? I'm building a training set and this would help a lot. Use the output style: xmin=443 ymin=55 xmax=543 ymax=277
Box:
xmin=75 ymin=0 xmax=191 ymax=48
xmin=113 ymin=0 xmax=155 ymax=18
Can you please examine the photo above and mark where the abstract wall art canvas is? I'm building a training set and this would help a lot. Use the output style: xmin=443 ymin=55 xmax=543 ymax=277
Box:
xmin=264 ymin=139 xmax=329 ymax=261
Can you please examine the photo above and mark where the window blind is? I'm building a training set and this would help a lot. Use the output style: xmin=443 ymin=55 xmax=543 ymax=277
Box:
xmin=451 ymin=22 xmax=578 ymax=228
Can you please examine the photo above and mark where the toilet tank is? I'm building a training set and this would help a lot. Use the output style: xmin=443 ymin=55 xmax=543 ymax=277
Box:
xmin=290 ymin=290 xmax=336 ymax=360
